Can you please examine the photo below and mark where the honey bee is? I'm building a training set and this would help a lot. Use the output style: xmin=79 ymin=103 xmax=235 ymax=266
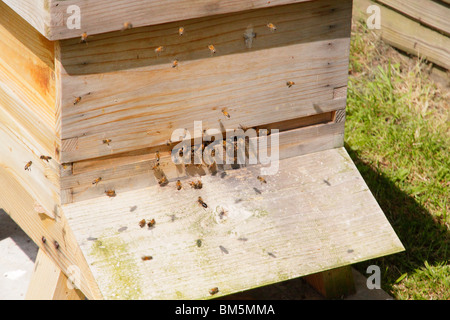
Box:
xmin=158 ymin=176 xmax=168 ymax=186
xmin=198 ymin=197 xmax=208 ymax=208
xmin=208 ymin=44 xmax=216 ymax=54
xmin=209 ymin=287 xmax=219 ymax=295
xmin=257 ymin=176 xmax=267 ymax=184
xmin=122 ymin=22 xmax=133 ymax=31
xmin=105 ymin=190 xmax=116 ymax=197
xmin=172 ymin=59 xmax=179 ymax=68
xmin=156 ymin=151 xmax=160 ymax=162
xmin=103 ymin=139 xmax=112 ymax=145
xmin=147 ymin=219 xmax=156 ymax=228
xmin=24 ymin=161 xmax=32 ymax=171
xmin=189 ymin=180 xmax=203 ymax=189
xmin=92 ymin=177 xmax=102 ymax=186
xmin=176 ymin=180 xmax=182 ymax=190
xmin=73 ymin=96 xmax=81 ymax=105
xmin=267 ymin=23 xmax=277 ymax=32
xmin=141 ymin=255 xmax=153 ymax=261
xmin=222 ymin=108 xmax=231 ymax=119
xmin=155 ymin=46 xmax=164 ymax=55
xmin=41 ymin=236 xmax=46 ymax=244
xmin=286 ymin=81 xmax=295 ymax=88
xmin=196 ymin=239 xmax=202 ymax=247
xmin=54 ymin=241 xmax=60 ymax=249
xmin=80 ymin=32 xmax=88 ymax=44
xmin=139 ymin=219 xmax=146 ymax=228
xmin=40 ymin=155 xmax=52 ymax=162
xmin=178 ymin=27 xmax=184 ymax=36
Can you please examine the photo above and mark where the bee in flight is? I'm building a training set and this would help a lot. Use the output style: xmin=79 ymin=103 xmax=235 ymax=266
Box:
xmin=208 ymin=44 xmax=216 ymax=55
xmin=155 ymin=46 xmax=164 ymax=56
xmin=267 ymin=23 xmax=277 ymax=32
xmin=172 ymin=59 xmax=179 ymax=68
xmin=73 ymin=96 xmax=81 ymax=105
xmin=222 ymin=108 xmax=231 ymax=119
xmin=80 ymin=32 xmax=89 ymax=44
xmin=40 ymin=155 xmax=52 ymax=162
xmin=103 ymin=139 xmax=112 ymax=146
xmin=286 ymin=81 xmax=295 ymax=88
xmin=92 ymin=177 xmax=102 ymax=186
xmin=178 ymin=27 xmax=184 ymax=36
xmin=122 ymin=22 xmax=133 ymax=31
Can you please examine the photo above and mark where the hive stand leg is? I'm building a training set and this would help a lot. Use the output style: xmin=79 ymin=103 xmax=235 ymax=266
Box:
xmin=26 ymin=249 xmax=85 ymax=300
xmin=304 ymin=266 xmax=356 ymax=299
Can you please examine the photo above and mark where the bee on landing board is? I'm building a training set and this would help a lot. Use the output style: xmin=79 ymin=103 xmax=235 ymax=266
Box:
xmin=139 ymin=219 xmax=146 ymax=228
xmin=172 ymin=59 xmax=179 ymax=68
xmin=141 ymin=255 xmax=153 ymax=261
xmin=209 ymin=287 xmax=219 ymax=295
xmin=189 ymin=180 xmax=202 ymax=189
xmin=198 ymin=197 xmax=208 ymax=208
xmin=158 ymin=176 xmax=168 ymax=186
xmin=105 ymin=190 xmax=116 ymax=197
xmin=176 ymin=180 xmax=182 ymax=190
xmin=257 ymin=176 xmax=267 ymax=184
xmin=178 ymin=27 xmax=184 ymax=36
xmin=147 ymin=219 xmax=156 ymax=228
xmin=24 ymin=161 xmax=32 ymax=171
xmin=267 ymin=23 xmax=277 ymax=32
xmin=92 ymin=177 xmax=102 ymax=186
xmin=40 ymin=155 xmax=52 ymax=162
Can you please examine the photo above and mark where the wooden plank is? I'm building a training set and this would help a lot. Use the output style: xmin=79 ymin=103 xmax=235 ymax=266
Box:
xmin=0 ymin=1 xmax=58 ymax=159
xmin=0 ymin=166 xmax=103 ymax=300
xmin=61 ymin=119 xmax=345 ymax=204
xmin=45 ymin=0 xmax=316 ymax=41
xmin=62 ymin=147 xmax=404 ymax=300
xmin=1 ymin=0 xmax=50 ymax=40
xmin=376 ymin=0 xmax=450 ymax=36
xmin=304 ymin=266 xmax=356 ymax=299
xmin=26 ymin=249 xmax=85 ymax=300
xmin=354 ymin=0 xmax=450 ymax=70
xmin=59 ymin=0 xmax=352 ymax=162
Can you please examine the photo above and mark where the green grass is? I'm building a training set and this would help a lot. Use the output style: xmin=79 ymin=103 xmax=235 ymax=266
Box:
xmin=346 ymin=19 xmax=450 ymax=300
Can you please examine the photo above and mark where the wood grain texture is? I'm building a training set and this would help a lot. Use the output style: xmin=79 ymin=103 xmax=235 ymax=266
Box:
xmin=0 ymin=1 xmax=59 ymax=159
xmin=0 ymin=166 xmax=103 ymax=300
xmin=26 ymin=249 xmax=85 ymax=300
xmin=59 ymin=0 xmax=352 ymax=163
xmin=61 ymin=147 xmax=404 ymax=300
xmin=46 ymin=0 xmax=315 ymax=40
xmin=354 ymin=0 xmax=450 ymax=70
xmin=376 ymin=0 xmax=450 ymax=36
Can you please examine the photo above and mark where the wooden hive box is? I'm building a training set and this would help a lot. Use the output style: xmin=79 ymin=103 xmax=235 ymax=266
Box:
xmin=0 ymin=0 xmax=404 ymax=300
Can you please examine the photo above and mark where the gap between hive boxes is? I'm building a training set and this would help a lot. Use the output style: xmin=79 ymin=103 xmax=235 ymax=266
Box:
xmin=61 ymin=147 xmax=404 ymax=300
xmin=60 ymin=108 xmax=345 ymax=204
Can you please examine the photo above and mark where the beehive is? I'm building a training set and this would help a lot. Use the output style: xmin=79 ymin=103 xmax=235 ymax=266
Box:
xmin=0 ymin=0 xmax=404 ymax=300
